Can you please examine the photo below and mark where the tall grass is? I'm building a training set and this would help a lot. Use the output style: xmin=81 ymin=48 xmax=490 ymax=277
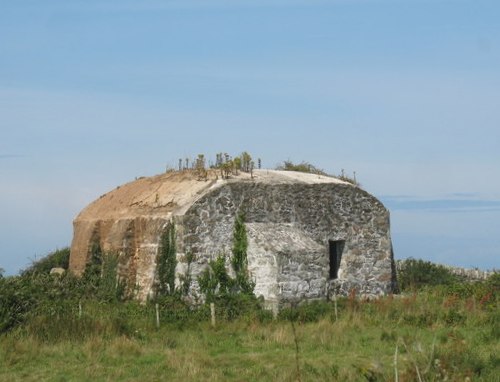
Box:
xmin=1 ymin=252 xmax=498 ymax=381
xmin=1 ymin=281 xmax=498 ymax=381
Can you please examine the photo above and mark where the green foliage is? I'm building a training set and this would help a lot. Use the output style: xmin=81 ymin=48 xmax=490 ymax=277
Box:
xmin=82 ymin=242 xmax=103 ymax=283
xmin=198 ymin=255 xmax=233 ymax=302
xmin=276 ymin=160 xmax=328 ymax=176
xmin=231 ymin=213 xmax=254 ymax=294
xmin=279 ymin=301 xmax=333 ymax=323
xmin=231 ymin=214 xmax=248 ymax=274
xmin=0 ymin=271 xmax=82 ymax=334
xmin=486 ymin=271 xmax=500 ymax=290
xmin=2 ymin=245 xmax=497 ymax=382
xmin=198 ymin=213 xmax=255 ymax=302
xmin=0 ymin=261 xmax=498 ymax=381
xmin=397 ymin=258 xmax=459 ymax=291
xmin=276 ymin=160 xmax=360 ymax=185
xmin=22 ymin=247 xmax=70 ymax=276
xmin=220 ymin=160 xmax=234 ymax=179
xmin=233 ymin=156 xmax=241 ymax=172
xmin=97 ymin=253 xmax=125 ymax=302
xmin=178 ymin=251 xmax=195 ymax=296
xmin=212 ymin=293 xmax=268 ymax=322
xmin=156 ymin=221 xmax=177 ymax=296
xmin=240 ymin=151 xmax=252 ymax=172
xmin=81 ymin=244 xmax=124 ymax=302
xmin=0 ymin=245 xmax=126 ymax=335
xmin=0 ymin=274 xmax=36 ymax=333
xmin=154 ymin=295 xmax=203 ymax=326
xmin=209 ymin=151 xmax=255 ymax=178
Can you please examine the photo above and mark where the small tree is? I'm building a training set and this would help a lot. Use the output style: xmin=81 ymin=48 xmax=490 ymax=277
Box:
xmin=198 ymin=255 xmax=233 ymax=302
xmin=397 ymin=258 xmax=459 ymax=291
xmin=80 ymin=243 xmax=123 ymax=301
xmin=231 ymin=213 xmax=254 ymax=294
xmin=195 ymin=154 xmax=207 ymax=180
xmin=21 ymin=248 xmax=70 ymax=276
xmin=82 ymin=241 xmax=103 ymax=290
xmin=221 ymin=160 xmax=233 ymax=179
xmin=156 ymin=221 xmax=177 ymax=296
xmin=198 ymin=213 xmax=255 ymax=302
xmin=241 ymin=152 xmax=252 ymax=172
xmin=97 ymin=253 xmax=125 ymax=302
xmin=233 ymin=157 xmax=242 ymax=174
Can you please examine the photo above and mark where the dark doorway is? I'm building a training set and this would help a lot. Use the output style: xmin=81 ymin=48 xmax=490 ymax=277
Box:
xmin=329 ymin=240 xmax=345 ymax=279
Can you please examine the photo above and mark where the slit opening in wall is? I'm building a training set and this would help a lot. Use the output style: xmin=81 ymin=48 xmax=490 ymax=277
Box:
xmin=329 ymin=240 xmax=345 ymax=279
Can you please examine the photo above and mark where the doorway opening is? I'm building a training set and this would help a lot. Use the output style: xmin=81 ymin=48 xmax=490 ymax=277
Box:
xmin=329 ymin=240 xmax=345 ymax=279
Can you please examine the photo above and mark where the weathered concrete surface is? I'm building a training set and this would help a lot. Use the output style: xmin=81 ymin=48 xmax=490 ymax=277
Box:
xmin=70 ymin=169 xmax=397 ymax=304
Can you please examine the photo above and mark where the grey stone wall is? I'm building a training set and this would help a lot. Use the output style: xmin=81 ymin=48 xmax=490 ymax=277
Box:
xmin=179 ymin=181 xmax=396 ymax=305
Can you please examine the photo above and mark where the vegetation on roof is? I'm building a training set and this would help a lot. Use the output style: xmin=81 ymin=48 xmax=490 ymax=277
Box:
xmin=275 ymin=160 xmax=359 ymax=186
xmin=170 ymin=152 xmax=360 ymax=185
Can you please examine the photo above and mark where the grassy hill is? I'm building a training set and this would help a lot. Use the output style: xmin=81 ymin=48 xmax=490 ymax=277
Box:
xmin=0 ymin=250 xmax=498 ymax=381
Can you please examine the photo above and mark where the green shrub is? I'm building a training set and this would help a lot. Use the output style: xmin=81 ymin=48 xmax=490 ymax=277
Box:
xmin=279 ymin=301 xmax=332 ymax=323
xmin=21 ymin=248 xmax=70 ymax=276
xmin=97 ymin=253 xmax=125 ymax=302
xmin=156 ymin=221 xmax=177 ymax=296
xmin=397 ymin=258 xmax=459 ymax=291
xmin=80 ymin=249 xmax=124 ymax=302
xmin=198 ymin=254 xmax=234 ymax=302
xmin=212 ymin=293 xmax=264 ymax=322
xmin=231 ymin=213 xmax=254 ymax=294
xmin=0 ymin=271 xmax=81 ymax=334
xmin=485 ymin=272 xmax=500 ymax=293
xmin=0 ymin=275 xmax=37 ymax=333
xmin=156 ymin=295 xmax=198 ymax=325
xmin=276 ymin=160 xmax=328 ymax=176
xmin=0 ymin=247 xmax=125 ymax=335
xmin=442 ymin=309 xmax=466 ymax=326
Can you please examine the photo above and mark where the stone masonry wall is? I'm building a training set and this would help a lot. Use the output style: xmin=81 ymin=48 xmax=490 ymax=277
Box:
xmin=180 ymin=181 xmax=396 ymax=305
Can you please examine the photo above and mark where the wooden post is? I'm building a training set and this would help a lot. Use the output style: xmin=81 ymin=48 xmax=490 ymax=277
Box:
xmin=155 ymin=303 xmax=160 ymax=329
xmin=272 ymin=304 xmax=278 ymax=320
xmin=394 ymin=343 xmax=399 ymax=382
xmin=333 ymin=291 xmax=338 ymax=322
xmin=210 ymin=303 xmax=216 ymax=327
xmin=78 ymin=301 xmax=82 ymax=319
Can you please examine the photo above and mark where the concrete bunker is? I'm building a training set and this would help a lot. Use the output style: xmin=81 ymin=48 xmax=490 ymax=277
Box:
xmin=69 ymin=169 xmax=397 ymax=307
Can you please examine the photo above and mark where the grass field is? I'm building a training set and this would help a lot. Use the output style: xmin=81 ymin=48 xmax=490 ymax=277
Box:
xmin=1 ymin=289 xmax=498 ymax=382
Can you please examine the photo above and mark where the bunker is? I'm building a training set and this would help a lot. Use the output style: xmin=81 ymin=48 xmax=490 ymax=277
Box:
xmin=70 ymin=169 xmax=397 ymax=308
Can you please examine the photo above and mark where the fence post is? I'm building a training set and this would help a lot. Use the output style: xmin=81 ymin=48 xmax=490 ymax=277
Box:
xmin=210 ymin=303 xmax=216 ymax=327
xmin=272 ymin=304 xmax=278 ymax=320
xmin=156 ymin=303 xmax=160 ymax=329
xmin=78 ymin=301 xmax=82 ymax=319
xmin=394 ymin=342 xmax=399 ymax=382
xmin=333 ymin=291 xmax=338 ymax=321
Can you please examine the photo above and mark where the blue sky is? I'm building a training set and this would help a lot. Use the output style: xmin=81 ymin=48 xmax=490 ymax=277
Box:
xmin=1 ymin=0 xmax=499 ymax=274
